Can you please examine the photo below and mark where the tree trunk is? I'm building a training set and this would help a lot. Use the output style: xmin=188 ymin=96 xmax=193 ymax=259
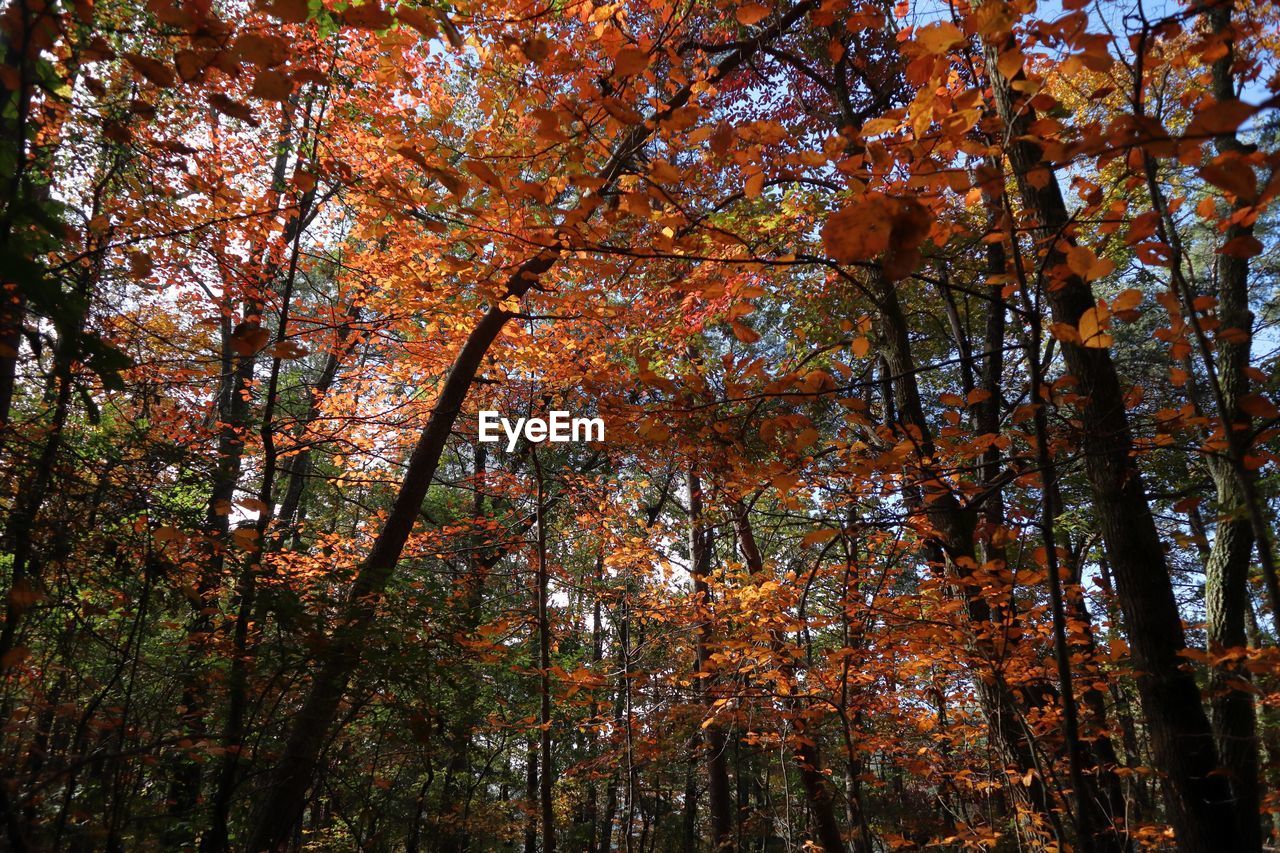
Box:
xmin=690 ymin=471 xmax=734 ymax=851
xmin=245 ymin=11 xmax=819 ymax=845
xmin=982 ymin=32 xmax=1243 ymax=849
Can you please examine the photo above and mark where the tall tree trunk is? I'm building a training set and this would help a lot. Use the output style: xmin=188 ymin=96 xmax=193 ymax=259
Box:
xmin=1197 ymin=2 xmax=1264 ymax=846
xmin=533 ymin=450 xmax=556 ymax=853
xmin=981 ymin=30 xmax=1243 ymax=849
xmin=690 ymin=471 xmax=734 ymax=851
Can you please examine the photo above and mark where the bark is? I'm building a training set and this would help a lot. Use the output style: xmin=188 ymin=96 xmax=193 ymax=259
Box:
xmin=690 ymin=472 xmax=734 ymax=851
xmin=870 ymin=270 xmax=1057 ymax=827
xmin=1197 ymin=2 xmax=1263 ymax=846
xmin=982 ymin=34 xmax=1243 ymax=850
xmin=533 ymin=450 xmax=556 ymax=853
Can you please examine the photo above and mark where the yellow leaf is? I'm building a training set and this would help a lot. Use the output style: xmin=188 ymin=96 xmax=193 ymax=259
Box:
xmin=859 ymin=116 xmax=898 ymax=137
xmin=916 ymin=22 xmax=964 ymax=56
xmin=1078 ymin=306 xmax=1113 ymax=348
xmin=1065 ymin=245 xmax=1115 ymax=281
xmin=1112 ymin=288 xmax=1143 ymax=312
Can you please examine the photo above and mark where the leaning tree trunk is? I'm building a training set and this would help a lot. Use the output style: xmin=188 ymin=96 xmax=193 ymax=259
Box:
xmin=245 ymin=7 xmax=820 ymax=846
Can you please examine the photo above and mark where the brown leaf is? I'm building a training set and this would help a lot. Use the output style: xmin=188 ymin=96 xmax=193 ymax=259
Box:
xmin=230 ymin=324 xmax=270 ymax=356
xmin=614 ymin=46 xmax=648 ymax=77
xmin=259 ymin=0 xmax=309 ymax=22
xmin=343 ymin=1 xmax=393 ymax=30
xmin=251 ymin=69 xmax=294 ymax=101
xmin=175 ymin=48 xmax=213 ymax=82
xmin=234 ymin=33 xmax=289 ymax=68
xmin=395 ymin=6 xmax=437 ymax=38
xmin=821 ymin=194 xmax=896 ymax=263
xmin=1218 ymin=234 xmax=1263 ymax=258
xmin=207 ymin=93 xmax=259 ymax=126
xmin=124 ymin=53 xmax=176 ymax=88
xmin=1200 ymin=160 xmax=1257 ymax=202
xmin=1187 ymin=98 xmax=1257 ymax=139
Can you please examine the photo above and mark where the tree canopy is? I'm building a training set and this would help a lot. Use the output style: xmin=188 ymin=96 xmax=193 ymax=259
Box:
xmin=1 ymin=0 xmax=1279 ymax=849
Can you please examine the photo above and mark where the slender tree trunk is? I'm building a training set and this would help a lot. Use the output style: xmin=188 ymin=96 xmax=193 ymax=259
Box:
xmin=533 ymin=450 xmax=556 ymax=853
xmin=690 ymin=471 xmax=734 ymax=852
xmin=870 ymin=269 xmax=1060 ymax=835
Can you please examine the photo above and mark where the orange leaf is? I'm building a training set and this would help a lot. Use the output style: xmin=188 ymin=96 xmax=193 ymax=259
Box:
xmin=801 ymin=528 xmax=840 ymax=547
xmin=1078 ymin=306 xmax=1113 ymax=348
xmin=731 ymin=321 xmax=760 ymax=343
xmin=822 ymin=194 xmax=895 ymax=263
xmin=1200 ymin=160 xmax=1257 ymax=202
xmin=614 ymin=46 xmax=648 ymax=77
xmin=735 ymin=3 xmax=769 ymax=25
xmin=916 ymin=23 xmax=965 ymax=56
xmin=1186 ymin=98 xmax=1257 ymax=139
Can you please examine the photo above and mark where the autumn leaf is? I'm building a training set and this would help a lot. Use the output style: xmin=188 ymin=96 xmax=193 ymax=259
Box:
xmin=260 ymin=0 xmax=309 ymax=22
xmin=801 ymin=529 xmax=840 ymax=547
xmin=271 ymin=340 xmax=309 ymax=359
xmin=1239 ymin=395 xmax=1279 ymax=419
xmin=1186 ymin=98 xmax=1257 ymax=139
xmin=1200 ymin=160 xmax=1257 ymax=202
xmin=1077 ymin=305 xmax=1113 ymax=348
xmin=731 ymin=321 xmax=760 ymax=343
xmin=822 ymin=194 xmax=895 ymax=262
xmin=251 ymin=69 xmax=293 ymax=101
xmin=124 ymin=53 xmax=176 ymax=88
xmin=207 ymin=93 xmax=259 ymax=126
xmin=1065 ymin=245 xmax=1115 ymax=282
xmin=735 ymin=3 xmax=769 ymax=25
xmin=614 ymin=46 xmax=649 ymax=77
xmin=230 ymin=325 xmax=270 ymax=356
xmin=343 ymin=1 xmax=394 ymax=30
xmin=916 ymin=22 xmax=965 ymax=55
xmin=234 ymin=33 xmax=289 ymax=68
xmin=601 ymin=98 xmax=643 ymax=125
xmin=395 ymin=6 xmax=437 ymax=37
xmin=1218 ymin=235 xmax=1263 ymax=258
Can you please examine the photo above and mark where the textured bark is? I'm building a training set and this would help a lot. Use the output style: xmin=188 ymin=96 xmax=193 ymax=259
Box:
xmin=983 ymin=33 xmax=1243 ymax=850
xmin=1198 ymin=2 xmax=1263 ymax=846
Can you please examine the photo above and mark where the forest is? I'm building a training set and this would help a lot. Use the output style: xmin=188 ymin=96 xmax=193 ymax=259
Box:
xmin=1 ymin=0 xmax=1279 ymax=848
